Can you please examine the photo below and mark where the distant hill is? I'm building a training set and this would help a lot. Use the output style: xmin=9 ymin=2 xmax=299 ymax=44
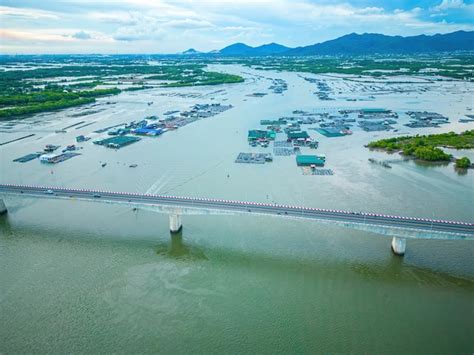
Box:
xmin=286 ymin=31 xmax=474 ymax=55
xmin=217 ymin=42 xmax=290 ymax=56
xmin=181 ymin=48 xmax=201 ymax=55
xmin=212 ymin=31 xmax=473 ymax=56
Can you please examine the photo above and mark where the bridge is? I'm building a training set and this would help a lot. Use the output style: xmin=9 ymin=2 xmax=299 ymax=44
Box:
xmin=1 ymin=183 xmax=473 ymax=256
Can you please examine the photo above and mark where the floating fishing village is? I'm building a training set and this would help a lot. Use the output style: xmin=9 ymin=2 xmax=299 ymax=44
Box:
xmin=233 ymin=104 xmax=470 ymax=175
xmin=9 ymin=99 xmax=471 ymax=175
xmin=1 ymin=29 xmax=474 ymax=355
xmin=11 ymin=103 xmax=233 ymax=166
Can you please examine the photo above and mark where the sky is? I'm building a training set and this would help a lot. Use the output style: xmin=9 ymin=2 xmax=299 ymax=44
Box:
xmin=0 ymin=0 xmax=473 ymax=54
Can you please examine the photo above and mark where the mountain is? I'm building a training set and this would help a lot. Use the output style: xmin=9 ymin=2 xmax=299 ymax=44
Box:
xmin=252 ymin=43 xmax=290 ymax=55
xmin=181 ymin=48 xmax=201 ymax=55
xmin=217 ymin=42 xmax=290 ymax=55
xmin=285 ymin=31 xmax=474 ymax=55
xmin=218 ymin=43 xmax=254 ymax=55
xmin=180 ymin=31 xmax=473 ymax=57
xmin=212 ymin=31 xmax=473 ymax=56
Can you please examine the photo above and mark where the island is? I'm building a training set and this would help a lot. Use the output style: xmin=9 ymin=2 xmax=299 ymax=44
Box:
xmin=367 ymin=130 xmax=473 ymax=167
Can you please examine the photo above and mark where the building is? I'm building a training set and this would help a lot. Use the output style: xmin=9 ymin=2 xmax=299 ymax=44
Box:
xmin=296 ymin=155 xmax=325 ymax=166
xmin=40 ymin=153 xmax=60 ymax=163
xmin=316 ymin=127 xmax=346 ymax=137
xmin=287 ymin=131 xmax=309 ymax=140
xmin=133 ymin=128 xmax=163 ymax=136
xmin=93 ymin=135 xmax=141 ymax=148
xmin=248 ymin=130 xmax=276 ymax=141
xmin=76 ymin=135 xmax=90 ymax=142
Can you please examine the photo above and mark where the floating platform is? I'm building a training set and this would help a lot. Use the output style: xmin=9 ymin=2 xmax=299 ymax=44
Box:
xmin=75 ymin=121 xmax=96 ymax=129
xmin=94 ymin=123 xmax=126 ymax=134
xmin=0 ymin=134 xmax=36 ymax=146
xmin=314 ymin=128 xmax=345 ymax=137
xmin=274 ymin=140 xmax=293 ymax=147
xmin=13 ymin=153 xmax=41 ymax=163
xmin=235 ymin=152 xmax=272 ymax=164
xmin=62 ymin=121 xmax=85 ymax=130
xmin=40 ymin=152 xmax=81 ymax=164
xmin=273 ymin=147 xmax=294 ymax=156
xmin=302 ymin=167 xmax=334 ymax=176
xmin=93 ymin=135 xmax=141 ymax=149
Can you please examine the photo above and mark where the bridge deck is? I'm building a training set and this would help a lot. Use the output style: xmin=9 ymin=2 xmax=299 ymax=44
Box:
xmin=1 ymin=184 xmax=473 ymax=238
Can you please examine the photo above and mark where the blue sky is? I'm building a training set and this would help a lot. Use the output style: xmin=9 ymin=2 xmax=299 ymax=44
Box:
xmin=1 ymin=0 xmax=473 ymax=54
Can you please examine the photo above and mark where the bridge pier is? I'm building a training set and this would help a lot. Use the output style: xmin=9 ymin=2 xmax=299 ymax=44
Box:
xmin=0 ymin=198 xmax=7 ymax=215
xmin=391 ymin=237 xmax=406 ymax=256
xmin=169 ymin=214 xmax=182 ymax=233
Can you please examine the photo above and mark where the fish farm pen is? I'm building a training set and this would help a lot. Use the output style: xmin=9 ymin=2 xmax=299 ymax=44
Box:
xmin=302 ymin=168 xmax=334 ymax=176
xmin=273 ymin=141 xmax=293 ymax=147
xmin=235 ymin=153 xmax=273 ymax=164
xmin=273 ymin=147 xmax=295 ymax=156
xmin=93 ymin=136 xmax=141 ymax=149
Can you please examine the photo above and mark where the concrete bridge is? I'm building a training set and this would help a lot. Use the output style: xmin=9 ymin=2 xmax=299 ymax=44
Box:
xmin=1 ymin=183 xmax=473 ymax=256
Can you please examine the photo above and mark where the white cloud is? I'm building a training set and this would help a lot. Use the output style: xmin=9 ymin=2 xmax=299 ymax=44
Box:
xmin=71 ymin=30 xmax=92 ymax=40
xmin=0 ymin=5 xmax=59 ymax=20
xmin=1 ymin=0 xmax=473 ymax=53
xmin=433 ymin=0 xmax=466 ymax=11
xmin=0 ymin=28 xmax=110 ymax=43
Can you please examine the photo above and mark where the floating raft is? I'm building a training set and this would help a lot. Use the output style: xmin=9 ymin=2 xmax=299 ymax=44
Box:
xmin=13 ymin=153 xmax=41 ymax=163
xmin=93 ymin=135 xmax=141 ymax=149
xmin=0 ymin=134 xmax=36 ymax=146
xmin=41 ymin=152 xmax=81 ymax=164
xmin=94 ymin=123 xmax=126 ymax=134
xmin=274 ymin=140 xmax=293 ymax=147
xmin=235 ymin=152 xmax=272 ymax=164
xmin=62 ymin=121 xmax=85 ymax=130
xmin=302 ymin=167 xmax=334 ymax=175
xmin=312 ymin=169 xmax=334 ymax=175
xmin=313 ymin=128 xmax=346 ymax=137
xmin=273 ymin=147 xmax=294 ymax=156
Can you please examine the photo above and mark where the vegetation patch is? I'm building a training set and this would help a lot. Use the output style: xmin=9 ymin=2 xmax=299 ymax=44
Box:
xmin=0 ymin=58 xmax=244 ymax=119
xmin=367 ymin=130 xmax=474 ymax=162
xmin=161 ymin=71 xmax=244 ymax=87
xmin=227 ymin=54 xmax=473 ymax=80
xmin=0 ymin=88 xmax=120 ymax=120
xmin=455 ymin=157 xmax=471 ymax=169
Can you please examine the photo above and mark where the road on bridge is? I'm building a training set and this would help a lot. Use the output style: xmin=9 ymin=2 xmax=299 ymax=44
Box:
xmin=1 ymin=184 xmax=473 ymax=238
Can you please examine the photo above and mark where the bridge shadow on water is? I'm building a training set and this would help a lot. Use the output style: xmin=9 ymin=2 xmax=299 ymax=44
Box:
xmin=0 ymin=214 xmax=472 ymax=289
xmin=155 ymin=230 xmax=208 ymax=262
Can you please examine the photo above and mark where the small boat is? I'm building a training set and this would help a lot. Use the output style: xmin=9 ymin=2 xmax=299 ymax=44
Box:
xmin=101 ymin=162 xmax=107 ymax=167
xmin=129 ymin=164 xmax=138 ymax=168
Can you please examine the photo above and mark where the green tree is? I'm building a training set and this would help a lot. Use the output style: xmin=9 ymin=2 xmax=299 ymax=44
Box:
xmin=456 ymin=157 xmax=471 ymax=169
